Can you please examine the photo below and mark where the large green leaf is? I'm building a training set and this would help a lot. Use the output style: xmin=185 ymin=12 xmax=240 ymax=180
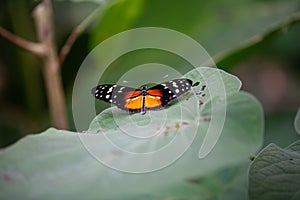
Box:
xmin=89 ymin=0 xmax=300 ymax=69
xmin=249 ymin=141 xmax=300 ymax=200
xmin=155 ymin=163 xmax=250 ymax=200
xmin=0 ymin=67 xmax=263 ymax=199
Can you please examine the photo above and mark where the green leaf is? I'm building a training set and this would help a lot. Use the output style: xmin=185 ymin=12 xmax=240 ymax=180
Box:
xmin=216 ymin=12 xmax=300 ymax=68
xmin=0 ymin=67 xmax=263 ymax=199
xmin=89 ymin=0 xmax=300 ymax=70
xmin=249 ymin=141 xmax=300 ymax=200
xmin=89 ymin=0 xmax=144 ymax=45
xmin=157 ymin=163 xmax=250 ymax=200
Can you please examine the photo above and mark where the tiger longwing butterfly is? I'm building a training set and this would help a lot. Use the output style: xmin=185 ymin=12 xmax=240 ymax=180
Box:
xmin=92 ymin=78 xmax=193 ymax=114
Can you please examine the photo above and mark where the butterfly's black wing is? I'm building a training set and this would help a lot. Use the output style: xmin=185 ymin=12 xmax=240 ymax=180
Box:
xmin=92 ymin=79 xmax=193 ymax=113
xmin=92 ymin=84 xmax=142 ymax=111
xmin=148 ymin=78 xmax=193 ymax=107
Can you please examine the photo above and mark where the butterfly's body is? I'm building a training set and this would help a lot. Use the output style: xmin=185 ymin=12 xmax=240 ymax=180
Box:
xmin=92 ymin=79 xmax=193 ymax=114
xmin=140 ymin=85 xmax=147 ymax=114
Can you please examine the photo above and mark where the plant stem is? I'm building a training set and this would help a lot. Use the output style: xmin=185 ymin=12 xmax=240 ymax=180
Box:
xmin=0 ymin=27 xmax=45 ymax=56
xmin=0 ymin=0 xmax=108 ymax=130
xmin=33 ymin=0 xmax=68 ymax=129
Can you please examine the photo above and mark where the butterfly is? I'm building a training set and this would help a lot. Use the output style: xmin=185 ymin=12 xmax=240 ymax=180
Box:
xmin=92 ymin=78 xmax=193 ymax=114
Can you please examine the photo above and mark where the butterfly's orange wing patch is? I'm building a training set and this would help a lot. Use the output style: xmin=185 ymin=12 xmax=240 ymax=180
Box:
xmin=147 ymin=89 xmax=163 ymax=97
xmin=145 ymin=89 xmax=163 ymax=109
xmin=124 ymin=90 xmax=142 ymax=100
xmin=124 ymin=92 xmax=162 ymax=110
xmin=124 ymin=95 xmax=142 ymax=110
xmin=92 ymin=79 xmax=193 ymax=113
xmin=145 ymin=95 xmax=162 ymax=109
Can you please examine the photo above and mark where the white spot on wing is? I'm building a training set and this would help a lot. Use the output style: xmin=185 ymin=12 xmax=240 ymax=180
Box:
xmin=148 ymin=95 xmax=161 ymax=99
xmin=172 ymin=82 xmax=178 ymax=88
xmin=118 ymin=87 xmax=125 ymax=93
xmin=131 ymin=96 xmax=139 ymax=100
xmin=107 ymin=87 xmax=113 ymax=93
xmin=175 ymin=89 xmax=179 ymax=93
